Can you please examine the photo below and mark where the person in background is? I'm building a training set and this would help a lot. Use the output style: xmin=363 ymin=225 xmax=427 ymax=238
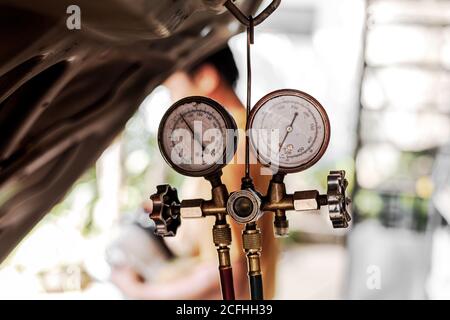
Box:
xmin=111 ymin=46 xmax=279 ymax=299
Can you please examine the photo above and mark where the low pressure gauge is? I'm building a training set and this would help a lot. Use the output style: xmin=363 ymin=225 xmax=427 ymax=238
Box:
xmin=158 ymin=96 xmax=237 ymax=177
xmin=248 ymin=89 xmax=330 ymax=174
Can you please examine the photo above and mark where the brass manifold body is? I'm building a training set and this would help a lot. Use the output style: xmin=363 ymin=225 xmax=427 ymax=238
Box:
xmin=151 ymin=169 xmax=351 ymax=256
xmin=150 ymin=172 xmax=233 ymax=268
xmin=151 ymin=172 xmax=237 ymax=300
xmin=149 ymin=170 xmax=351 ymax=300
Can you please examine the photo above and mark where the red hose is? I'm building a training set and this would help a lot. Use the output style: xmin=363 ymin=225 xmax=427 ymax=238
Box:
xmin=219 ymin=266 xmax=235 ymax=300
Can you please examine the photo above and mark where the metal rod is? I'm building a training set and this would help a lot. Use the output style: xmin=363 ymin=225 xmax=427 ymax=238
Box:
xmin=223 ymin=0 xmax=282 ymax=301
xmin=224 ymin=0 xmax=281 ymax=182
xmin=245 ymin=18 xmax=253 ymax=180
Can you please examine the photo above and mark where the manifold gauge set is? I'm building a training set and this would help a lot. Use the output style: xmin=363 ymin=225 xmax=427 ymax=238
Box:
xmin=148 ymin=0 xmax=351 ymax=300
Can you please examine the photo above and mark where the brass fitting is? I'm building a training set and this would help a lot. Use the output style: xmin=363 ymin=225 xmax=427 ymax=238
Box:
xmin=217 ymin=247 xmax=232 ymax=268
xmin=263 ymin=174 xmax=291 ymax=237
xmin=227 ymin=189 xmax=262 ymax=224
xmin=242 ymin=226 xmax=262 ymax=276
xmin=243 ymin=228 xmax=262 ymax=250
xmin=213 ymin=223 xmax=233 ymax=268
xmin=259 ymin=171 xmax=353 ymax=237
xmin=179 ymin=181 xmax=228 ymax=219
xmin=213 ymin=223 xmax=232 ymax=247
xmin=273 ymin=211 xmax=289 ymax=237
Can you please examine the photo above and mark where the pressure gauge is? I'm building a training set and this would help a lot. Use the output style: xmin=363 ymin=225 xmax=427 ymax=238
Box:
xmin=158 ymin=96 xmax=237 ymax=177
xmin=248 ymin=89 xmax=330 ymax=174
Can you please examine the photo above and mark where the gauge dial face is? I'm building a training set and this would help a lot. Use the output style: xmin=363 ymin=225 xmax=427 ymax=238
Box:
xmin=248 ymin=89 xmax=330 ymax=174
xmin=158 ymin=96 xmax=237 ymax=177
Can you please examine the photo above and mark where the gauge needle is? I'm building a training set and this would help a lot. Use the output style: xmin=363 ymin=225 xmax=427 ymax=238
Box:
xmin=180 ymin=114 xmax=205 ymax=151
xmin=279 ymin=112 xmax=298 ymax=152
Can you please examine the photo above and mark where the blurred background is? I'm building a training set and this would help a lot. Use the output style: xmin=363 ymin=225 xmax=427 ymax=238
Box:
xmin=0 ymin=0 xmax=449 ymax=299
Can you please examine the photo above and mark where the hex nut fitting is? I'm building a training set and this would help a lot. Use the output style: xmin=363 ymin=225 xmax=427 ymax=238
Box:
xmin=213 ymin=224 xmax=232 ymax=247
xmin=293 ymin=190 xmax=320 ymax=211
xmin=242 ymin=229 xmax=262 ymax=251
xmin=180 ymin=199 xmax=203 ymax=218
xmin=227 ymin=189 xmax=262 ymax=224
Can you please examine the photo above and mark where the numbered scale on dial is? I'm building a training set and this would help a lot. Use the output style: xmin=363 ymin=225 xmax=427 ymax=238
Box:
xmin=158 ymin=96 xmax=237 ymax=177
xmin=248 ymin=89 xmax=330 ymax=173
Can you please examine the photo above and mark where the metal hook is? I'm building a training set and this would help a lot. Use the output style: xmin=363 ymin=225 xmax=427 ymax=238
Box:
xmin=224 ymin=0 xmax=281 ymax=27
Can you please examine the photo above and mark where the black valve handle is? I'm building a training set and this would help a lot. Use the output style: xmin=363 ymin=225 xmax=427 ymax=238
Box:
xmin=149 ymin=185 xmax=181 ymax=237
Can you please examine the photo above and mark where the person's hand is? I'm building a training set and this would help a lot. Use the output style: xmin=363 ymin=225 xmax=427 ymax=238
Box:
xmin=143 ymin=199 xmax=153 ymax=214
xmin=111 ymin=266 xmax=147 ymax=299
xmin=111 ymin=262 xmax=227 ymax=300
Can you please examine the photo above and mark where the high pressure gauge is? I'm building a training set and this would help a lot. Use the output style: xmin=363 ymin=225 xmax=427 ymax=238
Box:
xmin=158 ymin=96 xmax=237 ymax=177
xmin=248 ymin=89 xmax=330 ymax=174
